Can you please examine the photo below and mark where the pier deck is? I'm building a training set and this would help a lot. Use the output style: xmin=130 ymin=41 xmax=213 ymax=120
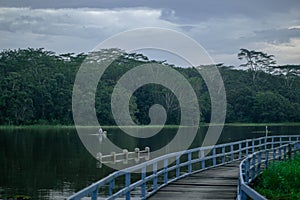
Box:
xmin=149 ymin=162 xmax=240 ymax=200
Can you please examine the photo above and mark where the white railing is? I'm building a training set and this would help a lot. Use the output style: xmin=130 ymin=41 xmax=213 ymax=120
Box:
xmin=96 ymin=147 xmax=150 ymax=168
xmin=237 ymin=137 xmax=300 ymax=200
xmin=67 ymin=135 xmax=300 ymax=200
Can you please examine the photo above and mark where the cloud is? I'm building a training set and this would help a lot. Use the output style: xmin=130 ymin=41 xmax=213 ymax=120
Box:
xmin=253 ymin=28 xmax=300 ymax=44
xmin=251 ymin=38 xmax=300 ymax=65
xmin=1 ymin=0 xmax=299 ymax=20
xmin=0 ymin=7 xmax=175 ymax=53
xmin=0 ymin=2 xmax=299 ymax=66
xmin=0 ymin=7 xmax=175 ymax=37
xmin=172 ymin=8 xmax=300 ymax=65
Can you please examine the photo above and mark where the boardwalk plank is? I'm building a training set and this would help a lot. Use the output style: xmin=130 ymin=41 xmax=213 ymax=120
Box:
xmin=148 ymin=161 xmax=240 ymax=200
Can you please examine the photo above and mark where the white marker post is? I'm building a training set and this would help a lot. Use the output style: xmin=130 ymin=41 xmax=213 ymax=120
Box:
xmin=98 ymin=127 xmax=103 ymax=144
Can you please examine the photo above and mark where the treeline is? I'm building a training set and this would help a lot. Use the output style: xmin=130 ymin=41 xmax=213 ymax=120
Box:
xmin=0 ymin=48 xmax=299 ymax=125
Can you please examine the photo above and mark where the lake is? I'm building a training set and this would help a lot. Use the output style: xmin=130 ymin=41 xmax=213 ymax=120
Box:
xmin=0 ymin=125 xmax=300 ymax=199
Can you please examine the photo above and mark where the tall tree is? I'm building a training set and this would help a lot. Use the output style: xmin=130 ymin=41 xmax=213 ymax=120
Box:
xmin=238 ymin=49 xmax=276 ymax=82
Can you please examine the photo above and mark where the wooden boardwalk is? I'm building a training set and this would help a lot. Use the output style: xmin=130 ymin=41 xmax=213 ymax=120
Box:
xmin=149 ymin=161 xmax=240 ymax=200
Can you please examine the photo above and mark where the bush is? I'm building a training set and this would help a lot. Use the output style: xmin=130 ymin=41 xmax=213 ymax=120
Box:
xmin=254 ymin=155 xmax=300 ymax=199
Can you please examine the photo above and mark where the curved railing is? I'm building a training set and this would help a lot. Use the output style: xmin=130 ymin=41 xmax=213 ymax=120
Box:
xmin=67 ymin=135 xmax=300 ymax=200
xmin=237 ymin=137 xmax=300 ymax=200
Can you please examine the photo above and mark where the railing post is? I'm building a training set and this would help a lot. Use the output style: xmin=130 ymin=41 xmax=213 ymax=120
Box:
xmin=245 ymin=141 xmax=249 ymax=156
xmin=109 ymin=179 xmax=115 ymax=196
xmin=134 ymin=148 xmax=140 ymax=163
xmin=153 ymin=162 xmax=157 ymax=191
xmin=125 ymin=173 xmax=131 ymax=200
xmin=96 ymin=152 xmax=102 ymax=168
xmin=252 ymin=139 xmax=255 ymax=154
xmin=164 ymin=159 xmax=168 ymax=184
xmin=259 ymin=138 xmax=262 ymax=150
xmin=240 ymin=176 xmax=247 ymax=200
xmin=176 ymin=155 xmax=180 ymax=178
xmin=241 ymin=191 xmax=247 ymax=200
xmin=91 ymin=188 xmax=97 ymax=200
xmin=251 ymin=154 xmax=256 ymax=181
xmin=111 ymin=151 xmax=116 ymax=164
xmin=265 ymin=149 xmax=269 ymax=169
xmin=279 ymin=137 xmax=282 ymax=146
xmin=222 ymin=146 xmax=225 ymax=163
xmin=271 ymin=137 xmax=274 ymax=149
xmin=288 ymin=144 xmax=292 ymax=160
xmin=200 ymin=150 xmax=205 ymax=169
xmin=188 ymin=152 xmax=192 ymax=173
xmin=278 ymin=147 xmax=282 ymax=160
xmin=239 ymin=143 xmax=242 ymax=159
xmin=264 ymin=136 xmax=267 ymax=150
xmin=123 ymin=149 xmax=129 ymax=164
xmin=141 ymin=167 xmax=146 ymax=198
xmin=145 ymin=147 xmax=150 ymax=160
xmin=238 ymin=177 xmax=242 ymax=200
xmin=245 ymin=159 xmax=250 ymax=183
xmin=294 ymin=143 xmax=297 ymax=159
xmin=212 ymin=148 xmax=216 ymax=166
xmin=230 ymin=145 xmax=234 ymax=161
xmin=273 ymin=148 xmax=276 ymax=160
xmin=257 ymin=151 xmax=261 ymax=175
xmin=283 ymin=146 xmax=287 ymax=161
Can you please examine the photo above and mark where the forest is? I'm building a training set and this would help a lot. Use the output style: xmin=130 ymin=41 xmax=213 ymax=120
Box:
xmin=0 ymin=48 xmax=299 ymax=125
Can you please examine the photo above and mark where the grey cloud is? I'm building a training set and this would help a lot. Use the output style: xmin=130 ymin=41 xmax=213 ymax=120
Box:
xmin=0 ymin=8 xmax=167 ymax=39
xmin=0 ymin=7 xmax=174 ymax=54
xmin=253 ymin=28 xmax=300 ymax=44
xmin=1 ymin=0 xmax=300 ymax=26
xmin=0 ymin=1 xmax=300 ymax=65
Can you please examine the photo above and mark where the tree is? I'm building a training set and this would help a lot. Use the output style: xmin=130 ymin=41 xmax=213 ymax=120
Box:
xmin=252 ymin=91 xmax=292 ymax=122
xmin=0 ymin=48 xmax=299 ymax=125
xmin=238 ymin=49 xmax=276 ymax=82
xmin=273 ymin=65 xmax=300 ymax=89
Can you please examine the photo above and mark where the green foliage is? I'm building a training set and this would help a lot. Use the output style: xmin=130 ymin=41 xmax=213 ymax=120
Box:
xmin=0 ymin=195 xmax=31 ymax=200
xmin=0 ymin=48 xmax=300 ymax=125
xmin=252 ymin=92 xmax=294 ymax=122
xmin=220 ymin=66 xmax=300 ymax=123
xmin=254 ymin=155 xmax=300 ymax=199
xmin=0 ymin=48 xmax=80 ymax=125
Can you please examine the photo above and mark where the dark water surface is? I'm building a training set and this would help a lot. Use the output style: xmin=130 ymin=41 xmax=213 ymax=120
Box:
xmin=0 ymin=125 xmax=299 ymax=199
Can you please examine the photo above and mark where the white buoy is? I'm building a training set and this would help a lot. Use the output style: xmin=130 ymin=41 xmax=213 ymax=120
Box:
xmin=98 ymin=128 xmax=107 ymax=143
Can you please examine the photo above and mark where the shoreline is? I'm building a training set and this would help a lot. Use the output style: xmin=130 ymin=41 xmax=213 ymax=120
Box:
xmin=1 ymin=122 xmax=300 ymax=130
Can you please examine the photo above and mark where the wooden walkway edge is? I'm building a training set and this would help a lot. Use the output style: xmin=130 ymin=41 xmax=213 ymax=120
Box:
xmin=149 ymin=161 xmax=240 ymax=200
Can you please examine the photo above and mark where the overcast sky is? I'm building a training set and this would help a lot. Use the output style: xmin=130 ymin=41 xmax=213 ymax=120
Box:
xmin=1 ymin=0 xmax=300 ymax=66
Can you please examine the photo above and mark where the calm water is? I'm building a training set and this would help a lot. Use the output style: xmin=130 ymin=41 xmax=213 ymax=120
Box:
xmin=0 ymin=125 xmax=299 ymax=199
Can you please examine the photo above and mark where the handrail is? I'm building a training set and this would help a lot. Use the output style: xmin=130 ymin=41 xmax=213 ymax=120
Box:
xmin=237 ymin=138 xmax=300 ymax=200
xmin=67 ymin=135 xmax=300 ymax=200
xmin=96 ymin=147 xmax=150 ymax=168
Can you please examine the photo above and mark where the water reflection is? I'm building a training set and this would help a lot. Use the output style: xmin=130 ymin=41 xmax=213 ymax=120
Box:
xmin=0 ymin=128 xmax=113 ymax=200
xmin=0 ymin=125 xmax=299 ymax=199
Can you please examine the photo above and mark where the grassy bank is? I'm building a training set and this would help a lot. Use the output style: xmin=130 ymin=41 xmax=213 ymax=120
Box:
xmin=253 ymin=154 xmax=300 ymax=199
xmin=0 ymin=125 xmax=75 ymax=130
xmin=225 ymin=122 xmax=300 ymax=127
xmin=0 ymin=124 xmax=181 ymax=130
